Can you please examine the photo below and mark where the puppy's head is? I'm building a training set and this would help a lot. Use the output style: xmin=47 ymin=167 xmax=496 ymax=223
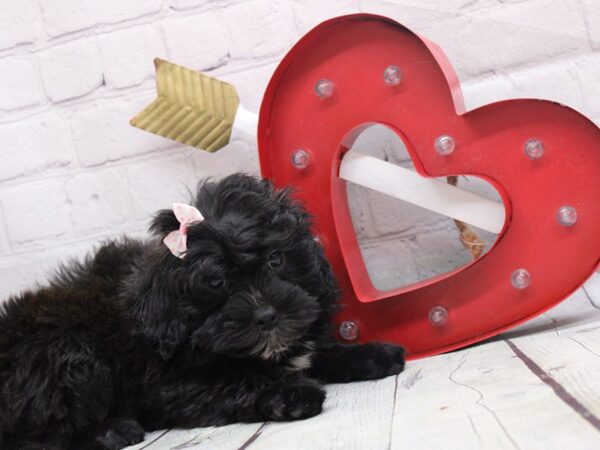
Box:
xmin=132 ymin=174 xmax=338 ymax=360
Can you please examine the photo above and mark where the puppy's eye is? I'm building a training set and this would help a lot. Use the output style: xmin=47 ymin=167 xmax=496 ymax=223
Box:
xmin=206 ymin=275 xmax=225 ymax=289
xmin=268 ymin=251 xmax=284 ymax=269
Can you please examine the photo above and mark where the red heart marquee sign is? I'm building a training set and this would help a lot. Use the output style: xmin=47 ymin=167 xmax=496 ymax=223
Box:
xmin=133 ymin=14 xmax=600 ymax=359
xmin=257 ymin=14 xmax=600 ymax=358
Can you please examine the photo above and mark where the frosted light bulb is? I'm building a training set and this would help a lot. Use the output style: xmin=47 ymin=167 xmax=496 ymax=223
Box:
xmin=524 ymin=138 xmax=544 ymax=159
xmin=339 ymin=320 xmax=359 ymax=340
xmin=429 ymin=306 xmax=448 ymax=326
xmin=511 ymin=269 xmax=531 ymax=289
xmin=556 ymin=205 xmax=577 ymax=227
xmin=435 ymin=135 xmax=455 ymax=156
xmin=314 ymin=79 xmax=334 ymax=99
xmin=291 ymin=149 xmax=310 ymax=169
xmin=383 ymin=65 xmax=402 ymax=86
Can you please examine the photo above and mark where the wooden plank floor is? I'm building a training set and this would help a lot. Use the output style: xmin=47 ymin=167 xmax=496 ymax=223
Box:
xmin=127 ymin=273 xmax=600 ymax=450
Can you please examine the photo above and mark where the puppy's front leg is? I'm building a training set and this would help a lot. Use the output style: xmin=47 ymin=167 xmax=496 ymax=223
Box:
xmin=141 ymin=374 xmax=325 ymax=429
xmin=309 ymin=342 xmax=405 ymax=383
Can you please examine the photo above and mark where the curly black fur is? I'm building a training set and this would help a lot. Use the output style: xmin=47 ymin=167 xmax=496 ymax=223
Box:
xmin=0 ymin=174 xmax=405 ymax=449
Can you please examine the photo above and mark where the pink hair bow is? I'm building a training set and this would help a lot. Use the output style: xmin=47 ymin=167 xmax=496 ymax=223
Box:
xmin=163 ymin=203 xmax=204 ymax=258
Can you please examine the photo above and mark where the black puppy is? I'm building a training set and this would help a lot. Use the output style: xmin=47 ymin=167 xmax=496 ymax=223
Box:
xmin=0 ymin=174 xmax=405 ymax=449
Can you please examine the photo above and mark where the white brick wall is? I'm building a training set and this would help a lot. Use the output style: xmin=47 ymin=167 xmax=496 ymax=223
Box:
xmin=0 ymin=0 xmax=41 ymax=50
xmin=0 ymin=57 xmax=42 ymax=111
xmin=38 ymin=38 xmax=104 ymax=102
xmin=98 ymin=25 xmax=167 ymax=89
xmin=0 ymin=0 xmax=598 ymax=300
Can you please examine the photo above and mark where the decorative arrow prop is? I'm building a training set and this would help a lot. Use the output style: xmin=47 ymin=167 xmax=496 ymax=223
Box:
xmin=131 ymin=60 xmax=501 ymax=237
xmin=131 ymin=59 xmax=241 ymax=152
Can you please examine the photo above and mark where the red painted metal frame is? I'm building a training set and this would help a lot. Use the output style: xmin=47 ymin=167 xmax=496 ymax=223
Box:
xmin=258 ymin=14 xmax=600 ymax=359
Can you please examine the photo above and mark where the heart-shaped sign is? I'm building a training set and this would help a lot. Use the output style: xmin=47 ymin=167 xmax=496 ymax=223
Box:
xmin=258 ymin=14 xmax=600 ymax=359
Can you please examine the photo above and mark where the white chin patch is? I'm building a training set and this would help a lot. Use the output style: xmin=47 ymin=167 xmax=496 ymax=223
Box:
xmin=288 ymin=353 xmax=312 ymax=371
xmin=259 ymin=337 xmax=288 ymax=360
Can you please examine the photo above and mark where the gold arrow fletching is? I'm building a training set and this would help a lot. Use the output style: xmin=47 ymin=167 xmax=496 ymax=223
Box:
xmin=130 ymin=58 xmax=240 ymax=152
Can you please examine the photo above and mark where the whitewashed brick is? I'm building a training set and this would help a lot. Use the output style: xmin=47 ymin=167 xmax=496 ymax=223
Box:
xmin=504 ymin=60 xmax=585 ymax=112
xmin=124 ymin=146 xmax=256 ymax=223
xmin=0 ymin=57 xmax=42 ymax=111
xmin=218 ymin=62 xmax=278 ymax=112
xmin=161 ymin=11 xmax=229 ymax=70
xmin=39 ymin=0 xmax=163 ymax=37
xmin=290 ymin=0 xmax=359 ymax=33
xmin=38 ymin=39 xmax=103 ymax=102
xmin=219 ymin=0 xmax=298 ymax=59
xmin=359 ymin=1 xmax=455 ymax=34
xmin=347 ymin=183 xmax=380 ymax=240
xmin=352 ymin=124 xmax=411 ymax=164
xmin=66 ymin=169 xmax=132 ymax=232
xmin=463 ymin=59 xmax=587 ymax=113
xmin=190 ymin=141 xmax=259 ymax=180
xmin=443 ymin=16 xmax=586 ymax=78
xmin=361 ymin=220 xmax=493 ymax=293
xmin=409 ymin=225 xmax=474 ymax=280
xmin=71 ymin=94 xmax=173 ymax=167
xmin=94 ymin=0 xmax=163 ymax=25
xmin=363 ymin=228 xmax=466 ymax=291
xmin=582 ymin=0 xmax=600 ymax=50
xmin=98 ymin=25 xmax=166 ymax=89
xmin=360 ymin=0 xmax=500 ymax=15
xmin=38 ymin=0 xmax=95 ymax=36
xmin=170 ymin=0 xmax=208 ymax=10
xmin=361 ymin=238 xmax=418 ymax=290
xmin=462 ymin=73 xmax=515 ymax=112
xmin=573 ymin=55 xmax=600 ymax=126
xmin=0 ymin=116 xmax=73 ymax=182
xmin=351 ymin=185 xmax=445 ymax=238
xmin=0 ymin=0 xmax=40 ymax=49
xmin=477 ymin=0 xmax=587 ymax=39
xmin=125 ymin=152 xmax=199 ymax=222
xmin=0 ymin=206 xmax=9 ymax=255
xmin=348 ymin=125 xmax=413 ymax=239
xmin=364 ymin=0 xmax=588 ymax=78
xmin=0 ymin=180 xmax=70 ymax=245
xmin=0 ymin=258 xmax=49 ymax=299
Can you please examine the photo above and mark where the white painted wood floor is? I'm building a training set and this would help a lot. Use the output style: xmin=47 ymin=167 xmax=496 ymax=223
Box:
xmin=127 ymin=273 xmax=600 ymax=450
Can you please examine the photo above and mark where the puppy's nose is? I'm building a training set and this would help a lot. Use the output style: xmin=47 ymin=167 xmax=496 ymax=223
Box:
xmin=253 ymin=305 xmax=278 ymax=330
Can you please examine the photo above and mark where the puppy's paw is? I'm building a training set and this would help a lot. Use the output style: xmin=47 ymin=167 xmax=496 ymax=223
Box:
xmin=357 ymin=342 xmax=406 ymax=381
xmin=91 ymin=417 xmax=145 ymax=450
xmin=259 ymin=379 xmax=326 ymax=421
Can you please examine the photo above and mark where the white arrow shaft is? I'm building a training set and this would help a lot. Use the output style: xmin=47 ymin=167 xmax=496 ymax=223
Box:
xmin=339 ymin=149 xmax=505 ymax=234
xmin=230 ymin=104 xmax=259 ymax=145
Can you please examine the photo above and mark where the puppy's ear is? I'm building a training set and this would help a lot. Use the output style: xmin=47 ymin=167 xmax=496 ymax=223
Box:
xmin=149 ymin=209 xmax=180 ymax=238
